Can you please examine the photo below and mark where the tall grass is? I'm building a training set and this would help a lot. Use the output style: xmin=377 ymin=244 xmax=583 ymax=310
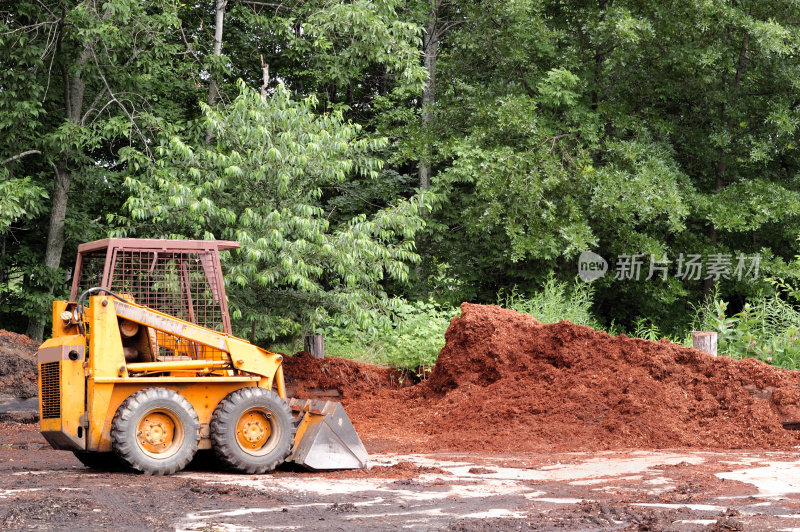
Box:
xmin=498 ymin=275 xmax=599 ymax=327
xmin=631 ymin=318 xmax=665 ymax=342
xmin=314 ymin=300 xmax=457 ymax=377
xmin=689 ymin=294 xmax=800 ymax=369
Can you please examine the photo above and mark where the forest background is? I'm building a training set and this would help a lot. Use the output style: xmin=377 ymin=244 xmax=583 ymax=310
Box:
xmin=4 ymin=0 xmax=800 ymax=373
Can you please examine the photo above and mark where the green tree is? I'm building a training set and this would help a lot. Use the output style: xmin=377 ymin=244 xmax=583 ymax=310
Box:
xmin=185 ymin=0 xmax=426 ymax=116
xmin=387 ymin=0 xmax=800 ymax=333
xmin=0 ymin=0 xmax=196 ymax=338
xmin=118 ymin=83 xmax=427 ymax=341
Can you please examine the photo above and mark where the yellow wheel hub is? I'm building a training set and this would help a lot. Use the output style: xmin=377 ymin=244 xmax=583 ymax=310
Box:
xmin=236 ymin=409 xmax=272 ymax=451
xmin=137 ymin=411 xmax=177 ymax=455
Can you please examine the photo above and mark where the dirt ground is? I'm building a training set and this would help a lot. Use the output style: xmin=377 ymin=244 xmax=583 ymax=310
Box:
xmin=3 ymin=422 xmax=800 ymax=530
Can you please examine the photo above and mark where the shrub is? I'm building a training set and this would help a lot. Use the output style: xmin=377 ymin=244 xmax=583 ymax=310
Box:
xmin=690 ymin=294 xmax=800 ymax=369
xmin=322 ymin=300 xmax=457 ymax=377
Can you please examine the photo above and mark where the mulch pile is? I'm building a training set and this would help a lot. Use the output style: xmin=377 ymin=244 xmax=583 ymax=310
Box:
xmin=282 ymin=351 xmax=409 ymax=398
xmin=0 ymin=330 xmax=38 ymax=398
xmin=339 ymin=303 xmax=800 ymax=452
xmin=6 ymin=302 xmax=800 ymax=452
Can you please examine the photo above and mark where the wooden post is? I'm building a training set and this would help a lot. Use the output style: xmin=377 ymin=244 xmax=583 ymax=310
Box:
xmin=304 ymin=334 xmax=325 ymax=359
xmin=692 ymin=331 xmax=718 ymax=356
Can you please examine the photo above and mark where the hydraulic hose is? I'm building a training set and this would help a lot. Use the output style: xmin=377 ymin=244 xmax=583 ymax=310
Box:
xmin=75 ymin=287 xmax=129 ymax=335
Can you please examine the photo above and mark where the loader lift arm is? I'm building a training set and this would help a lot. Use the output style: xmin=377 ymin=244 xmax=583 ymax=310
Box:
xmin=89 ymin=291 xmax=287 ymax=396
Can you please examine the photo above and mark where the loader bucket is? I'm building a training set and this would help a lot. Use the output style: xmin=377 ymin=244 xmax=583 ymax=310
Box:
xmin=287 ymin=398 xmax=368 ymax=470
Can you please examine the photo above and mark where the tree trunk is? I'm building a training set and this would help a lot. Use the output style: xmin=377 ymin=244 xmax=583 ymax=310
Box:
xmin=205 ymin=0 xmax=227 ymax=143
xmin=26 ymin=46 xmax=90 ymax=342
xmin=418 ymin=13 xmax=438 ymax=192
xmin=0 ymin=234 xmax=6 ymax=311
xmin=703 ymin=34 xmax=748 ymax=300
xmin=702 ymin=159 xmax=724 ymax=299
xmin=415 ymin=1 xmax=446 ymax=285
xmin=260 ymin=55 xmax=269 ymax=99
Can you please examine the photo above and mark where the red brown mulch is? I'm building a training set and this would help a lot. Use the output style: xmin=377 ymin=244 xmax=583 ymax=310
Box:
xmin=324 ymin=461 xmax=452 ymax=479
xmin=341 ymin=303 xmax=800 ymax=453
xmin=0 ymin=330 xmax=38 ymax=398
xmin=281 ymin=351 xmax=410 ymax=399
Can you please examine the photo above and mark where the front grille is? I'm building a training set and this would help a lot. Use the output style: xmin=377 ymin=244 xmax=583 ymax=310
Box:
xmin=40 ymin=362 xmax=61 ymax=419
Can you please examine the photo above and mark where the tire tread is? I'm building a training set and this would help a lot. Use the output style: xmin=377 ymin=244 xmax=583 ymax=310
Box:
xmin=210 ymin=388 xmax=295 ymax=474
xmin=111 ymin=387 xmax=200 ymax=475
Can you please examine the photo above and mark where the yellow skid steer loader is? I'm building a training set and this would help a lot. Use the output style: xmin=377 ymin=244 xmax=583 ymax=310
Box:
xmin=37 ymin=238 xmax=367 ymax=475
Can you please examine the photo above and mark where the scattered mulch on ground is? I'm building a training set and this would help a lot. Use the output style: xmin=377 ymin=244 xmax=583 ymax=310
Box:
xmin=282 ymin=351 xmax=409 ymax=399
xmin=467 ymin=467 xmax=497 ymax=475
xmin=343 ymin=303 xmax=800 ymax=453
xmin=0 ymin=330 xmax=38 ymax=398
xmin=325 ymin=460 xmax=452 ymax=479
xmin=1 ymin=494 xmax=90 ymax=530
xmin=186 ymin=482 xmax=268 ymax=498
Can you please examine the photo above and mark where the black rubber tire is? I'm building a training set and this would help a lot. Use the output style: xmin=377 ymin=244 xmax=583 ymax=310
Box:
xmin=111 ymin=388 xmax=200 ymax=475
xmin=71 ymin=451 xmax=126 ymax=471
xmin=210 ymin=388 xmax=295 ymax=474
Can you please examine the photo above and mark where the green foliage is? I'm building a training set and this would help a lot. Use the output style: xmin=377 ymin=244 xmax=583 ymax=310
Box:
xmin=767 ymin=236 xmax=800 ymax=302
xmin=226 ymin=0 xmax=425 ymax=112
xmin=322 ymin=300 xmax=455 ymax=376
xmin=119 ymin=82 xmax=427 ymax=339
xmin=498 ymin=276 xmax=598 ymax=327
xmin=3 ymin=0 xmax=800 ymax=373
xmin=299 ymin=0 xmax=425 ymax=90
xmin=0 ymin=174 xmax=47 ymax=234
xmin=386 ymin=0 xmax=800 ymax=332
xmin=0 ymin=0 xmax=191 ymax=332
xmin=631 ymin=319 xmax=664 ymax=342
xmin=691 ymin=295 xmax=800 ymax=369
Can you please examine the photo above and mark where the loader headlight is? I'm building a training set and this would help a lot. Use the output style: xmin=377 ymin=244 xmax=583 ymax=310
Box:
xmin=60 ymin=310 xmax=73 ymax=322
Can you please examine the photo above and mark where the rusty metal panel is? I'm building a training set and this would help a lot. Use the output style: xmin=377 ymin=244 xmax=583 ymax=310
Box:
xmin=77 ymin=238 xmax=240 ymax=253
